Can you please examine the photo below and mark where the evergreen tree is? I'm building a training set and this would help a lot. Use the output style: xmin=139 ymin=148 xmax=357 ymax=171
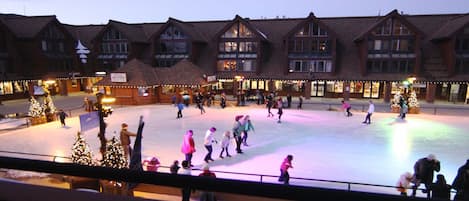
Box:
xmin=407 ymin=91 xmax=420 ymax=108
xmin=71 ymin=132 xmax=95 ymax=166
xmin=28 ymin=96 xmax=44 ymax=117
xmin=102 ymin=136 xmax=128 ymax=169
xmin=43 ymin=94 xmax=57 ymax=115
xmin=391 ymin=92 xmax=402 ymax=109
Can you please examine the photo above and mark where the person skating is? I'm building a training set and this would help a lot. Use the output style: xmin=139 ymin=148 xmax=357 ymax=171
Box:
xmin=220 ymin=93 xmax=226 ymax=109
xmin=362 ymin=100 xmax=374 ymax=124
xmin=412 ymin=154 xmax=441 ymax=198
xmin=277 ymin=98 xmax=284 ymax=123
xmin=195 ymin=92 xmax=206 ymax=114
xmin=278 ymin=155 xmax=293 ymax=185
xmin=203 ymin=127 xmax=217 ymax=163
xmin=57 ymin=109 xmax=68 ymax=126
xmin=232 ymin=115 xmax=244 ymax=154
xmin=341 ymin=100 xmax=352 ymax=117
xmin=120 ymin=123 xmax=137 ymax=161
xmin=401 ymin=100 xmax=408 ymax=119
xmin=176 ymin=101 xmax=184 ymax=119
xmin=266 ymin=94 xmax=274 ymax=117
xmin=219 ymin=131 xmax=231 ymax=158
xmin=286 ymin=94 xmax=292 ymax=108
xmin=181 ymin=130 xmax=196 ymax=167
xmin=297 ymin=96 xmax=303 ymax=109
xmin=241 ymin=115 xmax=255 ymax=146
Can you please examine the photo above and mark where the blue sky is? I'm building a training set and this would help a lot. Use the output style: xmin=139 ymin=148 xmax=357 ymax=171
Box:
xmin=1 ymin=0 xmax=468 ymax=25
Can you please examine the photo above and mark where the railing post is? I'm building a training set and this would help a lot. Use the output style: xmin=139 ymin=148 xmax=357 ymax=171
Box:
xmin=260 ymin=175 xmax=263 ymax=183
xmin=348 ymin=183 xmax=351 ymax=191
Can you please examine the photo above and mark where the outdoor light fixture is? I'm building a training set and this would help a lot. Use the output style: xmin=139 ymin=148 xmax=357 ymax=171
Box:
xmin=44 ymin=80 xmax=56 ymax=85
xmin=407 ymin=76 xmax=416 ymax=84
xmin=101 ymin=96 xmax=116 ymax=104
xmin=235 ymin=75 xmax=244 ymax=81
xmin=95 ymin=72 xmax=107 ymax=76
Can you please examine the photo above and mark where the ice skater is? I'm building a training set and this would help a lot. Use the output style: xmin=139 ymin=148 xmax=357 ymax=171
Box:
xmin=220 ymin=93 xmax=226 ymax=109
xmin=232 ymin=115 xmax=244 ymax=154
xmin=176 ymin=101 xmax=184 ymax=119
xmin=203 ymin=127 xmax=217 ymax=163
xmin=195 ymin=93 xmax=205 ymax=114
xmin=181 ymin=130 xmax=196 ymax=167
xmin=297 ymin=96 xmax=303 ymax=109
xmin=266 ymin=94 xmax=274 ymax=117
xmin=400 ymin=100 xmax=408 ymax=120
xmin=278 ymin=155 xmax=293 ymax=185
xmin=120 ymin=123 xmax=137 ymax=161
xmin=362 ymin=100 xmax=374 ymax=124
xmin=241 ymin=115 xmax=255 ymax=146
xmin=341 ymin=100 xmax=352 ymax=117
xmin=396 ymin=172 xmax=413 ymax=196
xmin=57 ymin=109 xmax=68 ymax=126
xmin=219 ymin=131 xmax=231 ymax=158
xmin=277 ymin=98 xmax=284 ymax=123
xmin=286 ymin=94 xmax=292 ymax=108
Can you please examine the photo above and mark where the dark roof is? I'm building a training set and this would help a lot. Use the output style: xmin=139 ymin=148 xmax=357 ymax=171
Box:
xmin=167 ymin=18 xmax=207 ymax=42
xmin=354 ymin=10 xmax=425 ymax=42
xmin=64 ymin=24 xmax=104 ymax=47
xmin=0 ymin=14 xmax=56 ymax=38
xmin=95 ymin=59 xmax=158 ymax=87
xmin=431 ymin=14 xmax=469 ymax=41
xmin=214 ymin=15 xmax=269 ymax=41
xmin=95 ymin=59 xmax=207 ymax=87
xmin=155 ymin=59 xmax=207 ymax=85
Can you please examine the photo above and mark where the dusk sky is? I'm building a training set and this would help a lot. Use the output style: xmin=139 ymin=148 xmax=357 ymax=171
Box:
xmin=1 ymin=0 xmax=469 ymax=25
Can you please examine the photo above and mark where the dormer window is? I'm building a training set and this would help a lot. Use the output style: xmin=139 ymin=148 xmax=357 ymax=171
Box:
xmin=366 ymin=18 xmax=417 ymax=73
xmin=455 ymin=26 xmax=469 ymax=74
xmin=287 ymin=20 xmax=334 ymax=73
xmin=154 ymin=25 xmax=190 ymax=67
xmin=217 ymin=21 xmax=259 ymax=72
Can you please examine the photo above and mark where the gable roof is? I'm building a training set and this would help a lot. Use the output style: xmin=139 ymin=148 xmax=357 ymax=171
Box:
xmin=284 ymin=12 xmax=337 ymax=39
xmin=354 ymin=9 xmax=425 ymax=42
xmin=64 ymin=24 xmax=105 ymax=47
xmin=431 ymin=14 xmax=469 ymax=41
xmin=214 ymin=15 xmax=268 ymax=41
xmin=0 ymin=14 xmax=57 ymax=38
xmin=95 ymin=59 xmax=158 ymax=87
xmin=155 ymin=59 xmax=207 ymax=85
xmin=153 ymin=18 xmax=207 ymax=42
xmin=95 ymin=59 xmax=207 ymax=87
xmin=92 ymin=20 xmax=148 ymax=43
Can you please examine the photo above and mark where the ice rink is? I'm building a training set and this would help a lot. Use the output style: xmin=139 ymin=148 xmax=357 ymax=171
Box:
xmin=0 ymin=103 xmax=468 ymax=196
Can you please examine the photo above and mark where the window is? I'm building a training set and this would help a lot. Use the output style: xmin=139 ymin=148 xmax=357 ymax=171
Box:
xmin=349 ymin=82 xmax=363 ymax=93
xmin=222 ymin=22 xmax=254 ymax=38
xmin=392 ymin=39 xmax=413 ymax=52
xmin=138 ymin=87 xmax=149 ymax=97
xmin=239 ymin=42 xmax=257 ymax=52
xmin=42 ymin=40 xmax=47 ymax=51
xmin=373 ymin=19 xmax=392 ymax=35
xmin=162 ymin=86 xmax=175 ymax=94
xmin=393 ymin=20 xmax=411 ymax=35
xmin=456 ymin=59 xmax=469 ymax=74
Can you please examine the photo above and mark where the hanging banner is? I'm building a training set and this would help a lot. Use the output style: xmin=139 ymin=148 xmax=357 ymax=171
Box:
xmin=79 ymin=111 xmax=99 ymax=132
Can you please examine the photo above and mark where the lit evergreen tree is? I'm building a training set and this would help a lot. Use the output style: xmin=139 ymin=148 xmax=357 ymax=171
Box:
xmin=28 ymin=96 xmax=44 ymax=117
xmin=391 ymin=92 xmax=402 ymax=108
xmin=71 ymin=132 xmax=95 ymax=166
xmin=101 ymin=136 xmax=128 ymax=169
xmin=43 ymin=93 xmax=57 ymax=114
xmin=407 ymin=91 xmax=420 ymax=108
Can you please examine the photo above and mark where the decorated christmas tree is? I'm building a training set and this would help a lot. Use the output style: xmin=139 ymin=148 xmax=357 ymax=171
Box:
xmin=101 ymin=136 xmax=128 ymax=169
xmin=71 ymin=132 xmax=95 ymax=166
xmin=43 ymin=94 xmax=57 ymax=114
xmin=391 ymin=92 xmax=402 ymax=112
xmin=28 ymin=96 xmax=44 ymax=117
xmin=407 ymin=91 xmax=420 ymax=108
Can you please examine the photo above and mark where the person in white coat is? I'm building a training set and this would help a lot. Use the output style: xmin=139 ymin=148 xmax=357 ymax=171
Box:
xmin=362 ymin=100 xmax=374 ymax=124
xmin=203 ymin=127 xmax=217 ymax=163
xmin=219 ymin=131 xmax=231 ymax=158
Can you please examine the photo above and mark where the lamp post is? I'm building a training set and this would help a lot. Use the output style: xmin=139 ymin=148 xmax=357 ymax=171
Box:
xmin=95 ymin=92 xmax=107 ymax=157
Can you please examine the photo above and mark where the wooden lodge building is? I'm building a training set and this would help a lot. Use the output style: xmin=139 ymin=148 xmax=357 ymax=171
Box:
xmin=1 ymin=10 xmax=469 ymax=104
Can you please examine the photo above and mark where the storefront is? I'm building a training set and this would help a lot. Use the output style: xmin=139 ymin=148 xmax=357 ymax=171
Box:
xmin=0 ymin=80 xmax=31 ymax=100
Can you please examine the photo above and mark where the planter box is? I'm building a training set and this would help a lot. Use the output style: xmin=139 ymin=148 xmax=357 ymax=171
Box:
xmin=408 ymin=107 xmax=420 ymax=114
xmin=29 ymin=116 xmax=47 ymax=126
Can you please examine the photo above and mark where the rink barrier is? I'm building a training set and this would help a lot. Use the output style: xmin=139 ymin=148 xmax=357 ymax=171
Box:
xmin=0 ymin=151 xmax=445 ymax=198
xmin=0 ymin=156 xmax=433 ymax=201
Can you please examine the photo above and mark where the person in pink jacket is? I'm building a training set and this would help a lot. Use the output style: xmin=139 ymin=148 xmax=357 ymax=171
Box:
xmin=181 ymin=130 xmax=196 ymax=167
xmin=278 ymin=155 xmax=293 ymax=185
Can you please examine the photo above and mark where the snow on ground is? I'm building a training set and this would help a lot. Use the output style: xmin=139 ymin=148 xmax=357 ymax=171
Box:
xmin=0 ymin=104 xmax=468 ymax=196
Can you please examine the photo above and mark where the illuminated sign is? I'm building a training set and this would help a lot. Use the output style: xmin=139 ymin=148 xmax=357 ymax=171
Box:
xmin=110 ymin=73 xmax=127 ymax=83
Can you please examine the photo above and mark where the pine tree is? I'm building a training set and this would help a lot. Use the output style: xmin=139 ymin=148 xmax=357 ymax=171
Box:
xmin=101 ymin=136 xmax=128 ymax=169
xmin=44 ymin=94 xmax=56 ymax=115
xmin=407 ymin=91 xmax=420 ymax=108
xmin=28 ymin=96 xmax=44 ymax=117
xmin=391 ymin=92 xmax=401 ymax=110
xmin=71 ymin=132 xmax=95 ymax=166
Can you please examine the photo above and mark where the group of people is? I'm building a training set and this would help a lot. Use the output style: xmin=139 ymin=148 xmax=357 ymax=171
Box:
xmin=180 ymin=114 xmax=256 ymax=167
xmin=397 ymin=154 xmax=469 ymax=200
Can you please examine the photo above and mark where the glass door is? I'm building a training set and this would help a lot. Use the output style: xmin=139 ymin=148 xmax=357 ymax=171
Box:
xmin=311 ymin=81 xmax=325 ymax=97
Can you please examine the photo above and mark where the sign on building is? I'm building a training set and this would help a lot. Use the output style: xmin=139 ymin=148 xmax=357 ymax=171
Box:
xmin=111 ymin=73 xmax=127 ymax=83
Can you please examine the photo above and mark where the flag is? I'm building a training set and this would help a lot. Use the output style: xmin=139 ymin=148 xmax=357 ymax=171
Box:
xmin=128 ymin=115 xmax=144 ymax=189
xmin=79 ymin=111 xmax=99 ymax=132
